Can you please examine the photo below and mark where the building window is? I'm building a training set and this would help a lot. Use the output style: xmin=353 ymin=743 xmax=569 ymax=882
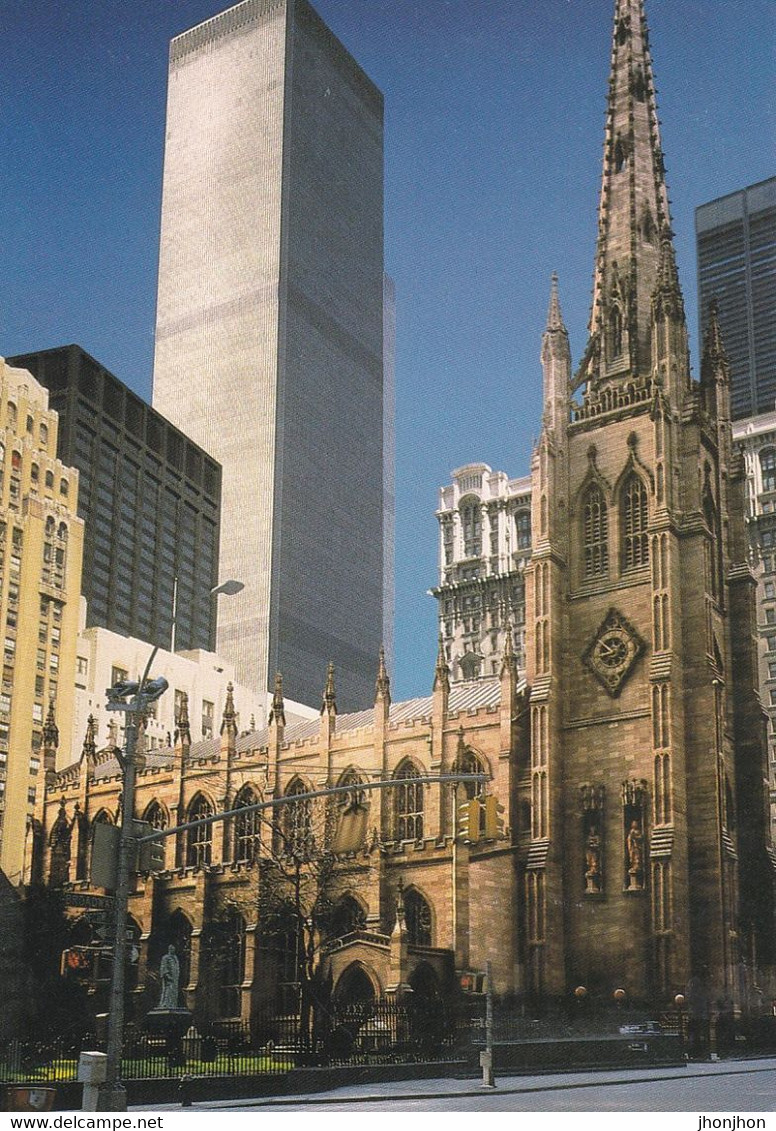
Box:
xmin=279 ymin=778 xmax=313 ymax=859
xmin=622 ymin=473 xmax=649 ymax=571
xmin=186 ymin=794 xmax=213 ymax=868
xmin=234 ymin=786 xmax=260 ymax=864
xmin=142 ymin=800 xmax=167 ymax=869
xmin=201 ymin=699 xmax=214 ymax=739
xmin=461 ymin=500 xmax=482 ymax=559
xmin=767 ymin=635 xmax=776 ymax=653
xmin=515 ymin=509 xmax=531 ymax=550
xmin=45 ymin=470 xmax=53 ymax=489
xmin=39 ymin=424 xmax=48 ymax=448
xmin=403 ymin=888 xmax=432 ymax=947
xmin=767 ymin=608 xmax=776 ymax=625
xmin=60 ymin=478 xmax=68 ymax=496
xmin=76 ymin=656 xmax=88 ymax=678
xmin=762 ymin=449 xmax=776 ymax=494
xmin=111 ymin=666 xmax=128 ymax=688
xmin=395 ymin=760 xmax=424 ymax=842
xmin=583 ymin=485 xmax=608 ymax=578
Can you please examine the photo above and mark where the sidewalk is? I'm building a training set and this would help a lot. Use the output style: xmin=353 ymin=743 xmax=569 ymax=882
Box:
xmin=130 ymin=1056 xmax=776 ymax=1111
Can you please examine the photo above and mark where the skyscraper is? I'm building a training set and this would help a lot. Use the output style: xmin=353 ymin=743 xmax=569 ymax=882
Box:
xmin=696 ymin=177 xmax=776 ymax=420
xmin=152 ymin=0 xmax=387 ymax=711
xmin=0 ymin=358 xmax=84 ymax=881
xmin=8 ymin=345 xmax=222 ymax=655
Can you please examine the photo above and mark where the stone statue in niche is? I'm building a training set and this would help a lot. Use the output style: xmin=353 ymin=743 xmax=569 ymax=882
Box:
xmin=626 ymin=819 xmax=644 ymax=890
xmin=585 ymin=826 xmax=603 ymax=894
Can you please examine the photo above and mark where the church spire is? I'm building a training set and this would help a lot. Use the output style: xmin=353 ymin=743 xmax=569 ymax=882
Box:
xmin=541 ymin=273 xmax=571 ymax=431
xmin=580 ymin=0 xmax=673 ymax=387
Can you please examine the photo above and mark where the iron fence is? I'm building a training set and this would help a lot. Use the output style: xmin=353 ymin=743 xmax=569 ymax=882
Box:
xmin=0 ymin=998 xmax=469 ymax=1083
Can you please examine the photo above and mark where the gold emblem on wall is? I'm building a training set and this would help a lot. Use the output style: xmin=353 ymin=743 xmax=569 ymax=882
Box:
xmin=582 ymin=608 xmax=645 ymax=697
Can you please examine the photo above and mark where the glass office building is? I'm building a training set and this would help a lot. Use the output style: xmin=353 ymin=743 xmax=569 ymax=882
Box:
xmin=152 ymin=0 xmax=387 ymax=710
xmin=8 ymin=345 xmax=222 ymax=653
xmin=697 ymin=177 xmax=776 ymax=420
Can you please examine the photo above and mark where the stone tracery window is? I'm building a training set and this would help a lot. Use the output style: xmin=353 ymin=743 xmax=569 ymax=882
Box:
xmin=395 ymin=760 xmax=424 ymax=842
xmin=403 ymin=888 xmax=432 ymax=947
xmin=234 ymin=785 xmax=261 ymax=864
xmin=281 ymin=777 xmax=313 ymax=858
xmin=621 ymin=473 xmax=649 ymax=570
xmin=186 ymin=793 xmax=213 ymax=867
xmin=583 ymin=485 xmax=609 ymax=578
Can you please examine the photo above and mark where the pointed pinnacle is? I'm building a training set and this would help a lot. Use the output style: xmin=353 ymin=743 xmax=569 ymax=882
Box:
xmin=321 ymin=661 xmax=337 ymax=715
xmin=702 ymin=299 xmax=729 ymax=367
xmin=42 ymin=698 xmax=59 ymax=749
xmin=433 ymin=633 xmax=450 ymax=692
xmin=269 ymin=672 xmax=286 ymax=727
xmin=81 ymin=714 xmax=97 ymax=763
xmin=546 ymin=273 xmax=566 ymax=332
xmin=220 ymin=681 xmax=237 ymax=735
xmin=375 ymin=645 xmax=391 ymax=700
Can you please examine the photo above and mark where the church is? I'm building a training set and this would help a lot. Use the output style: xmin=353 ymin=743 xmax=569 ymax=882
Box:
xmin=30 ymin=0 xmax=775 ymax=1026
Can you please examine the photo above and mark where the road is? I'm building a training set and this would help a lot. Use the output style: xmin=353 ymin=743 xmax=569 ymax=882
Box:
xmin=133 ymin=1060 xmax=776 ymax=1113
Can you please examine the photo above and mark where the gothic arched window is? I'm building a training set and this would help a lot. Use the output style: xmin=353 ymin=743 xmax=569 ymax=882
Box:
xmin=461 ymin=499 xmax=482 ymax=558
xmin=395 ymin=760 xmax=424 ymax=842
xmin=453 ymin=748 xmax=485 ymax=802
xmin=403 ymin=888 xmax=432 ymax=947
xmin=621 ymin=474 xmax=649 ymax=571
xmin=280 ymin=778 xmax=313 ymax=859
xmin=583 ymin=485 xmax=609 ymax=578
xmin=234 ymin=785 xmax=261 ymax=864
xmin=142 ymin=800 xmax=167 ymax=871
xmin=761 ymin=448 xmax=776 ymax=494
xmin=186 ymin=793 xmax=213 ymax=868
xmin=328 ymin=894 xmax=367 ymax=941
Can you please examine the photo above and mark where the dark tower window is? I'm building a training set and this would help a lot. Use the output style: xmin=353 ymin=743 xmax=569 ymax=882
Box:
xmin=622 ymin=474 xmax=649 ymax=570
xmin=583 ymin=485 xmax=609 ymax=578
xmin=614 ymin=136 xmax=626 ymax=173
xmin=608 ymin=306 xmax=624 ymax=359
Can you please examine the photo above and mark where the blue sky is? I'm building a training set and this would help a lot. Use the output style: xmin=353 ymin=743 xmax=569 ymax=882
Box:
xmin=3 ymin=0 xmax=774 ymax=701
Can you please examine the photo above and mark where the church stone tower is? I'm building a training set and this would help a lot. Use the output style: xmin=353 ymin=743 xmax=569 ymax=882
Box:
xmin=524 ymin=0 xmax=774 ymax=1006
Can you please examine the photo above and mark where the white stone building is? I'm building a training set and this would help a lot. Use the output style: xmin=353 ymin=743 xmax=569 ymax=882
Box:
xmin=733 ymin=411 xmax=776 ymax=834
xmin=432 ymin=463 xmax=531 ymax=680
xmin=71 ymin=602 xmax=315 ymax=757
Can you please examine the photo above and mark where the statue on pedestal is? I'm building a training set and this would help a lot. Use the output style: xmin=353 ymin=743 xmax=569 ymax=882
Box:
xmin=158 ymin=945 xmax=180 ymax=1011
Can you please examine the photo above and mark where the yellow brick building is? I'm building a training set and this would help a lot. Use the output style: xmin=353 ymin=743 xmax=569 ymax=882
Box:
xmin=0 ymin=358 xmax=83 ymax=881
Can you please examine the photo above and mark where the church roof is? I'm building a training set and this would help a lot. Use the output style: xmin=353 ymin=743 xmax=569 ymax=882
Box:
xmin=62 ymin=676 xmax=519 ymax=785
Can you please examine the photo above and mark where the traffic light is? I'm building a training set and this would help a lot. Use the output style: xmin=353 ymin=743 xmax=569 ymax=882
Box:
xmin=135 ymin=821 xmax=166 ymax=873
xmin=330 ymin=802 xmax=370 ymax=855
xmin=483 ymin=795 xmax=506 ymax=840
xmin=457 ymin=797 xmax=483 ymax=843
xmin=91 ymin=822 xmax=120 ymax=889
xmin=61 ymin=945 xmax=97 ymax=981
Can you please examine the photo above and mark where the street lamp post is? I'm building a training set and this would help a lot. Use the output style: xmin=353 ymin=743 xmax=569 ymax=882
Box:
xmin=97 ymin=663 xmax=168 ymax=1111
xmin=96 ymin=579 xmax=243 ymax=1111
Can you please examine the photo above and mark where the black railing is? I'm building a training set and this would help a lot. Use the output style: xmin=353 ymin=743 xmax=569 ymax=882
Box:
xmin=0 ymin=999 xmax=467 ymax=1083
